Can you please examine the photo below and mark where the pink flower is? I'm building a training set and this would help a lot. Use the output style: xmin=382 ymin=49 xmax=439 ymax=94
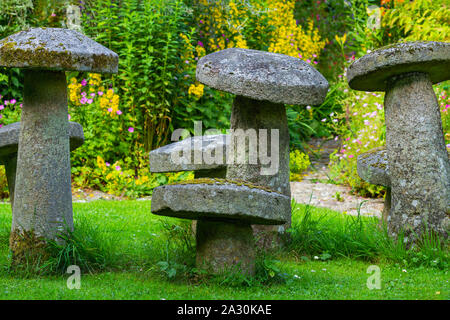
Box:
xmin=128 ymin=127 xmax=134 ymax=133
xmin=87 ymin=99 xmax=93 ymax=104
xmin=107 ymin=108 xmax=113 ymax=112
xmin=0 ymin=114 xmax=2 ymax=119
xmin=10 ymin=99 xmax=16 ymax=104
xmin=106 ymin=162 xmax=110 ymax=167
xmin=98 ymin=91 xmax=104 ymax=96
xmin=348 ymin=155 xmax=354 ymax=159
xmin=68 ymin=114 xmax=71 ymax=120
xmin=198 ymin=41 xmax=204 ymax=47
xmin=0 ymin=105 xmax=3 ymax=110
xmin=306 ymin=59 xmax=311 ymax=63
xmin=90 ymin=93 xmax=96 ymax=97
xmin=116 ymin=110 xmax=122 ymax=115
xmin=80 ymin=97 xmax=88 ymax=104
xmin=81 ymin=79 xmax=87 ymax=86
xmin=115 ymin=165 xmax=121 ymax=171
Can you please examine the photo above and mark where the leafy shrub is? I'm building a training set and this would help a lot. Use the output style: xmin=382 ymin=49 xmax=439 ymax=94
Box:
xmin=289 ymin=149 xmax=311 ymax=181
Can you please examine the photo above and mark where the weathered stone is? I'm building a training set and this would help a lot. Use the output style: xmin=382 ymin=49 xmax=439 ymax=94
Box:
xmin=0 ymin=27 xmax=118 ymax=73
xmin=384 ymin=72 xmax=449 ymax=241
xmin=349 ymin=41 xmax=450 ymax=244
xmin=196 ymin=48 xmax=329 ymax=105
xmin=357 ymin=147 xmax=390 ymax=187
xmin=196 ymin=220 xmax=255 ymax=275
xmin=0 ymin=28 xmax=118 ymax=264
xmin=197 ymin=48 xmax=329 ymax=248
xmin=347 ymin=41 xmax=450 ymax=92
xmin=357 ymin=147 xmax=391 ymax=224
xmin=149 ymin=134 xmax=227 ymax=173
xmin=0 ymin=121 xmax=84 ymax=158
xmin=0 ymin=121 xmax=84 ymax=212
xmin=151 ymin=180 xmax=290 ymax=225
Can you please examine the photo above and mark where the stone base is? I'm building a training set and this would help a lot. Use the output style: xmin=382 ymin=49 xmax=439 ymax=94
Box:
xmin=196 ymin=220 xmax=255 ymax=275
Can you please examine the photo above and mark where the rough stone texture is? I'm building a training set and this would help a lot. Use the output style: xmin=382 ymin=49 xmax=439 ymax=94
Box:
xmin=196 ymin=48 xmax=329 ymax=105
xmin=347 ymin=41 xmax=450 ymax=92
xmin=151 ymin=181 xmax=290 ymax=225
xmin=0 ymin=27 xmax=118 ymax=73
xmin=0 ymin=121 xmax=84 ymax=213
xmin=11 ymin=70 xmax=73 ymax=251
xmin=225 ymin=96 xmax=291 ymax=246
xmin=357 ymin=147 xmax=390 ymax=187
xmin=0 ymin=121 xmax=84 ymax=158
xmin=384 ymin=72 xmax=449 ymax=241
xmin=149 ymin=134 xmax=227 ymax=173
xmin=196 ymin=220 xmax=255 ymax=275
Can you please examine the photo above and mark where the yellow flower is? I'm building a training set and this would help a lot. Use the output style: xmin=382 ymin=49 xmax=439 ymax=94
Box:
xmin=188 ymin=83 xmax=204 ymax=98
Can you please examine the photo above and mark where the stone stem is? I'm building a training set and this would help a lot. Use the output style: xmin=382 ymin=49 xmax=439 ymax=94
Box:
xmin=226 ymin=96 xmax=291 ymax=247
xmin=384 ymin=72 xmax=449 ymax=241
xmin=10 ymin=70 xmax=73 ymax=260
xmin=196 ymin=220 xmax=255 ymax=275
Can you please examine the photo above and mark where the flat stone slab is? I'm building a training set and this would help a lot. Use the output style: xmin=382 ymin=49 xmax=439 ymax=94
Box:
xmin=0 ymin=121 xmax=84 ymax=160
xmin=357 ymin=147 xmax=390 ymax=187
xmin=347 ymin=41 xmax=450 ymax=91
xmin=150 ymin=134 xmax=228 ymax=172
xmin=0 ymin=27 xmax=118 ymax=73
xmin=151 ymin=179 xmax=290 ymax=225
xmin=196 ymin=48 xmax=329 ymax=105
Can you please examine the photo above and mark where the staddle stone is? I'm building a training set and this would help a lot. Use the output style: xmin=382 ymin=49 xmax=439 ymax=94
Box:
xmin=196 ymin=48 xmax=329 ymax=105
xmin=0 ymin=27 xmax=118 ymax=73
xmin=151 ymin=180 xmax=290 ymax=225
xmin=347 ymin=41 xmax=450 ymax=92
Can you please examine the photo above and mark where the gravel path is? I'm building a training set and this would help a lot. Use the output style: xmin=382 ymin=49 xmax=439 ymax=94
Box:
xmin=290 ymin=138 xmax=384 ymax=217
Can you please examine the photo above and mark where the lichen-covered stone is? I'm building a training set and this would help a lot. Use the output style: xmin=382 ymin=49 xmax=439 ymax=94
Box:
xmin=12 ymin=70 xmax=74 ymax=248
xmin=347 ymin=41 xmax=450 ymax=92
xmin=0 ymin=27 xmax=118 ymax=73
xmin=0 ymin=121 xmax=85 ymax=213
xmin=149 ymin=134 xmax=227 ymax=173
xmin=196 ymin=48 xmax=329 ymax=105
xmin=384 ymin=72 xmax=449 ymax=241
xmin=0 ymin=121 xmax=84 ymax=160
xmin=357 ymin=147 xmax=390 ymax=187
xmin=196 ymin=220 xmax=255 ymax=275
xmin=151 ymin=180 xmax=290 ymax=225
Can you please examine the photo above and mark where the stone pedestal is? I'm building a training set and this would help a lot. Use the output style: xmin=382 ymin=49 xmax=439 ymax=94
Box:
xmin=227 ymin=96 xmax=291 ymax=248
xmin=11 ymin=70 xmax=73 ymax=261
xmin=385 ymin=72 xmax=449 ymax=240
xmin=196 ymin=220 xmax=255 ymax=274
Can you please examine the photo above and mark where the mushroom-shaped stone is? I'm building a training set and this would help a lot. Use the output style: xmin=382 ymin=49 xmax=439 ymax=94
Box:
xmin=151 ymin=179 xmax=290 ymax=274
xmin=197 ymin=48 xmax=329 ymax=245
xmin=0 ymin=121 xmax=85 ymax=213
xmin=0 ymin=28 xmax=118 ymax=263
xmin=149 ymin=134 xmax=228 ymax=178
xmin=348 ymin=41 xmax=450 ymax=242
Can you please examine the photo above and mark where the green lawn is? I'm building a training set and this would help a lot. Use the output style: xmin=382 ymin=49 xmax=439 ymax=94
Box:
xmin=0 ymin=201 xmax=448 ymax=300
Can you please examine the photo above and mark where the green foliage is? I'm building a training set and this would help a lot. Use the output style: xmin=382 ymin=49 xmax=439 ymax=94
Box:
xmin=288 ymin=202 xmax=449 ymax=269
xmin=289 ymin=149 xmax=311 ymax=181
xmin=382 ymin=0 xmax=450 ymax=43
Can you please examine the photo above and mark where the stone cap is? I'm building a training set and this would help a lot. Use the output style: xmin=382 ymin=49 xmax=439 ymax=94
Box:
xmin=150 ymin=134 xmax=228 ymax=172
xmin=196 ymin=48 xmax=329 ymax=105
xmin=0 ymin=28 xmax=118 ymax=73
xmin=151 ymin=179 xmax=290 ymax=225
xmin=357 ymin=147 xmax=390 ymax=187
xmin=0 ymin=121 xmax=84 ymax=160
xmin=347 ymin=41 xmax=450 ymax=92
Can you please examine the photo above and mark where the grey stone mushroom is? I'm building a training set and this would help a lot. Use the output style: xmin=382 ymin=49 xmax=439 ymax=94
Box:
xmin=347 ymin=41 xmax=450 ymax=242
xmin=0 ymin=28 xmax=118 ymax=261
xmin=0 ymin=121 xmax=85 ymax=213
xmin=196 ymin=48 xmax=329 ymax=246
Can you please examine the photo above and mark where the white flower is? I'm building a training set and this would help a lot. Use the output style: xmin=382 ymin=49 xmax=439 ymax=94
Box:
xmin=314 ymin=256 xmax=319 ymax=260
xmin=402 ymin=269 xmax=407 ymax=273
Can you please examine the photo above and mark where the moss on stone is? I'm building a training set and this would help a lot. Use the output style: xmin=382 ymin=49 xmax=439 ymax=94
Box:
xmin=169 ymin=178 xmax=282 ymax=194
xmin=9 ymin=228 xmax=50 ymax=269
